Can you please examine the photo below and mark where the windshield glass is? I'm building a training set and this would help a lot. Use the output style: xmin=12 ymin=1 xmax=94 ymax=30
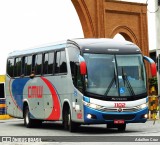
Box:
xmin=83 ymin=53 xmax=146 ymax=97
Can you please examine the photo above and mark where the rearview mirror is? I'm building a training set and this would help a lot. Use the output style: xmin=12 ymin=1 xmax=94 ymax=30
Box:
xmin=80 ymin=61 xmax=87 ymax=75
xmin=143 ymin=56 xmax=157 ymax=77
xmin=79 ymin=55 xmax=87 ymax=75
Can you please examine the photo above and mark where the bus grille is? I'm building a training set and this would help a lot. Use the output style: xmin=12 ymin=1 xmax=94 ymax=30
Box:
xmin=103 ymin=114 xmax=136 ymax=120
xmin=99 ymin=107 xmax=140 ymax=112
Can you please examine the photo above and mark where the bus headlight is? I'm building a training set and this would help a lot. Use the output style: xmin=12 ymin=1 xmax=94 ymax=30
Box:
xmin=139 ymin=103 xmax=148 ymax=109
xmin=83 ymin=101 xmax=101 ymax=110
xmin=89 ymin=103 xmax=101 ymax=109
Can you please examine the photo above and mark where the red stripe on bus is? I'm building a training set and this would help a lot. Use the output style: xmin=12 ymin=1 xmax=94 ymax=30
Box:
xmin=41 ymin=77 xmax=61 ymax=120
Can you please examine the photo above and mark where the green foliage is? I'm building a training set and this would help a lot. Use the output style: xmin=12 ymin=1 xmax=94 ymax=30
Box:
xmin=148 ymin=77 xmax=157 ymax=87
xmin=148 ymin=77 xmax=158 ymax=94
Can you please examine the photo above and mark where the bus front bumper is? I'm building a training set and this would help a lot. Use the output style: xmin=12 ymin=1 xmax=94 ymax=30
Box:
xmin=83 ymin=105 xmax=148 ymax=124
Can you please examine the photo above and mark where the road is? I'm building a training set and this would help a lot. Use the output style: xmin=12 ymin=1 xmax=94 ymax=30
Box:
xmin=0 ymin=118 xmax=160 ymax=144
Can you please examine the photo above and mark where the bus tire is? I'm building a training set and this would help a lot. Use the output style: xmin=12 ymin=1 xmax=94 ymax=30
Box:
xmin=24 ymin=106 xmax=35 ymax=128
xmin=63 ymin=107 xmax=77 ymax=132
xmin=117 ymin=124 xmax=126 ymax=132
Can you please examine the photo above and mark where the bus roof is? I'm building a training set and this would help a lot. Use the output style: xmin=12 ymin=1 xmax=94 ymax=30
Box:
xmin=7 ymin=41 xmax=66 ymax=58
xmin=8 ymin=38 xmax=141 ymax=58
xmin=67 ymin=38 xmax=141 ymax=54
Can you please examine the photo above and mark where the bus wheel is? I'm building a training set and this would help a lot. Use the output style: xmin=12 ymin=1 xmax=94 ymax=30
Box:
xmin=24 ymin=106 xmax=34 ymax=128
xmin=63 ymin=108 xmax=77 ymax=132
xmin=117 ymin=124 xmax=126 ymax=132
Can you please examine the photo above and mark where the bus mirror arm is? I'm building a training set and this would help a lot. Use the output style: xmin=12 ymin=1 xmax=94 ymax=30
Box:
xmin=143 ymin=56 xmax=157 ymax=77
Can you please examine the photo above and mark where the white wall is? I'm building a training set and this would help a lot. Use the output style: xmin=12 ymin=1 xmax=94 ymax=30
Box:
xmin=147 ymin=0 xmax=158 ymax=50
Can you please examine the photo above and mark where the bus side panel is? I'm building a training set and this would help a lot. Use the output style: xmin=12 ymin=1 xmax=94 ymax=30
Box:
xmin=5 ymin=76 xmax=27 ymax=118
xmin=44 ymin=75 xmax=72 ymax=121
xmin=41 ymin=76 xmax=61 ymax=120
xmin=23 ymin=77 xmax=45 ymax=120
xmin=71 ymin=88 xmax=84 ymax=123
xmin=64 ymin=48 xmax=84 ymax=123
xmin=6 ymin=76 xmax=15 ymax=117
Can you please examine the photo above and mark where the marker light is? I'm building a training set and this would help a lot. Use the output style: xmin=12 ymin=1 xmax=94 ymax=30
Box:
xmin=83 ymin=101 xmax=101 ymax=110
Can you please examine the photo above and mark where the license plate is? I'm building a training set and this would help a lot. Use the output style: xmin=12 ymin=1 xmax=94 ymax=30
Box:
xmin=114 ymin=120 xmax=125 ymax=124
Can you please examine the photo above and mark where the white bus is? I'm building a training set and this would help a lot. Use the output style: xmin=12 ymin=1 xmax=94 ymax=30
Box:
xmin=5 ymin=38 xmax=156 ymax=132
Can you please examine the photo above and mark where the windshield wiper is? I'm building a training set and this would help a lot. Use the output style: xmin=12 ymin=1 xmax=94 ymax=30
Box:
xmin=122 ymin=67 xmax=135 ymax=96
xmin=104 ymin=71 xmax=117 ymax=96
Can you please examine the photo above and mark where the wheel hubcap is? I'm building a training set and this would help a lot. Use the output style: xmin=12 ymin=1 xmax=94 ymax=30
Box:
xmin=25 ymin=111 xmax=29 ymax=125
xmin=68 ymin=113 xmax=70 ymax=127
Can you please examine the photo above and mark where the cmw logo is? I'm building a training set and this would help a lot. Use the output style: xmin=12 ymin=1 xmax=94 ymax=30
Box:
xmin=28 ymin=86 xmax=43 ymax=98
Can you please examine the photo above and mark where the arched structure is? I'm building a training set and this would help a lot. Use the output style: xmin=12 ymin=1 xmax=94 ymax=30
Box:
xmin=71 ymin=0 xmax=149 ymax=57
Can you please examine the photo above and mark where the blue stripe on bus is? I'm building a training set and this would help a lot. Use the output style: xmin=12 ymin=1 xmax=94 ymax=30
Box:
xmin=12 ymin=78 xmax=30 ymax=110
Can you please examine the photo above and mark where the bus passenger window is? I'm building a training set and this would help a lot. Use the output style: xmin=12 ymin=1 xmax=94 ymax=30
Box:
xmin=7 ymin=58 xmax=14 ymax=77
xmin=25 ymin=56 xmax=32 ymax=76
xmin=21 ymin=57 xmax=25 ymax=76
xmin=60 ymin=51 xmax=67 ymax=73
xmin=43 ymin=52 xmax=54 ymax=75
xmin=43 ymin=53 xmax=49 ymax=74
xmin=35 ymin=54 xmax=42 ymax=75
xmin=48 ymin=52 xmax=54 ymax=74
xmin=14 ymin=57 xmax=22 ymax=77
xmin=32 ymin=55 xmax=36 ymax=73
xmin=55 ymin=50 xmax=67 ymax=74
xmin=55 ymin=51 xmax=61 ymax=73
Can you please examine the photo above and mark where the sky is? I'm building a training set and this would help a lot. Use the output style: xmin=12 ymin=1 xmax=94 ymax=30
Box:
xmin=0 ymin=0 xmax=155 ymax=75
xmin=0 ymin=0 xmax=84 ymax=74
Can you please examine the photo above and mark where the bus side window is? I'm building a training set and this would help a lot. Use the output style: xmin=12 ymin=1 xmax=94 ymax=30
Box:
xmin=14 ymin=57 xmax=22 ymax=77
xmin=67 ymin=46 xmax=83 ymax=92
xmin=55 ymin=51 xmax=60 ymax=73
xmin=32 ymin=55 xmax=36 ymax=74
xmin=7 ymin=58 xmax=14 ymax=77
xmin=35 ymin=54 xmax=42 ymax=75
xmin=43 ymin=53 xmax=49 ymax=74
xmin=55 ymin=50 xmax=67 ymax=74
xmin=43 ymin=52 xmax=54 ymax=75
xmin=25 ymin=56 xmax=32 ymax=76
xmin=70 ymin=61 xmax=77 ymax=84
xmin=21 ymin=56 xmax=25 ymax=76
xmin=48 ymin=52 xmax=54 ymax=74
xmin=71 ymin=62 xmax=83 ymax=92
xmin=60 ymin=51 xmax=67 ymax=73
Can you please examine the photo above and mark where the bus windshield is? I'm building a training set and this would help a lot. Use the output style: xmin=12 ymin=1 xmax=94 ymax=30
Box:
xmin=83 ymin=53 xmax=146 ymax=98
